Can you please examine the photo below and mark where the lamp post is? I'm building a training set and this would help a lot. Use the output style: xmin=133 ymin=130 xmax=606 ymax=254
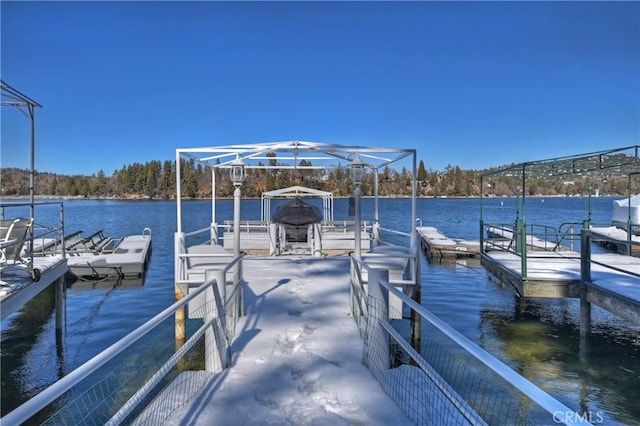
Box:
xmin=230 ymin=155 xmax=246 ymax=259
xmin=351 ymin=153 xmax=365 ymax=258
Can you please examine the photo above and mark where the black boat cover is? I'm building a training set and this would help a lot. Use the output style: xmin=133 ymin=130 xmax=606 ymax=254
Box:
xmin=272 ymin=198 xmax=322 ymax=225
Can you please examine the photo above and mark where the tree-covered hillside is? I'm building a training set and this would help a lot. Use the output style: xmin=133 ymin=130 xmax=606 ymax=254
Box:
xmin=0 ymin=159 xmax=636 ymax=199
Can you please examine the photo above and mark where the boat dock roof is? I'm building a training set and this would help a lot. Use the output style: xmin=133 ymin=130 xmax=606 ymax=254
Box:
xmin=163 ymin=256 xmax=414 ymax=425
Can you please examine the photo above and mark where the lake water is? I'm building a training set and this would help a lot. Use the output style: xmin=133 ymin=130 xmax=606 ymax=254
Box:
xmin=1 ymin=196 xmax=638 ymax=424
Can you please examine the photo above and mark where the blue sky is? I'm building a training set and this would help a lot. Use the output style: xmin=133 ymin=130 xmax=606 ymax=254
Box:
xmin=1 ymin=1 xmax=638 ymax=176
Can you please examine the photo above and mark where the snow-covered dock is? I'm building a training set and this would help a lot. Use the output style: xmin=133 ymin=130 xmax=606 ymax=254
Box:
xmin=591 ymin=225 xmax=640 ymax=256
xmin=481 ymin=251 xmax=640 ymax=325
xmin=0 ymin=256 xmax=67 ymax=320
xmin=163 ymin=257 xmax=414 ymax=425
xmin=416 ymin=226 xmax=480 ymax=260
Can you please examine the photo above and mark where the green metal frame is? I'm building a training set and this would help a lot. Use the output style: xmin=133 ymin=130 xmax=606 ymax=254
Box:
xmin=479 ymin=146 xmax=640 ymax=278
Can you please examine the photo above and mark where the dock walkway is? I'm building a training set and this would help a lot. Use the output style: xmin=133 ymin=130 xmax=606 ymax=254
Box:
xmin=416 ymin=226 xmax=480 ymax=259
xmin=166 ymin=257 xmax=413 ymax=425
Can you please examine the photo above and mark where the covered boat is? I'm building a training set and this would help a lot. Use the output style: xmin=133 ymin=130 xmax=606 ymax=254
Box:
xmin=612 ymin=194 xmax=640 ymax=226
xmin=272 ymin=198 xmax=322 ymax=226
xmin=273 ymin=198 xmax=322 ymax=243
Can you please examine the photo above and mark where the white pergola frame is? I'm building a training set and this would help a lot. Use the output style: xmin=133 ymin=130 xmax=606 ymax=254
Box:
xmin=260 ymin=185 xmax=333 ymax=222
xmin=175 ymin=140 xmax=417 ymax=239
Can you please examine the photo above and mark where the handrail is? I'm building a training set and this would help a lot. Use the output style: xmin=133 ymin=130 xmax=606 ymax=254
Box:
xmin=1 ymin=254 xmax=244 ymax=426
xmin=350 ymin=254 xmax=592 ymax=425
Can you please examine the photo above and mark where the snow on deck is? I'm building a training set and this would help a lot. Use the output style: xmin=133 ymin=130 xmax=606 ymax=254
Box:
xmin=485 ymin=251 xmax=640 ymax=302
xmin=168 ymin=257 xmax=412 ymax=425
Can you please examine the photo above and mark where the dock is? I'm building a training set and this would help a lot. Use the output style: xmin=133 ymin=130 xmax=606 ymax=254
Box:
xmin=481 ymin=251 xmax=640 ymax=325
xmin=1 ymin=256 xmax=67 ymax=320
xmin=416 ymin=226 xmax=480 ymax=259
xmin=591 ymin=225 xmax=640 ymax=256
xmin=149 ymin=257 xmax=416 ymax=425
xmin=485 ymin=225 xmax=570 ymax=252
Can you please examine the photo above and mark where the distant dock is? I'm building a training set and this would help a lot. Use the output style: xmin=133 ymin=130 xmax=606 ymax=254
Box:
xmin=591 ymin=225 xmax=640 ymax=256
xmin=481 ymin=251 xmax=640 ymax=326
xmin=416 ymin=226 xmax=480 ymax=260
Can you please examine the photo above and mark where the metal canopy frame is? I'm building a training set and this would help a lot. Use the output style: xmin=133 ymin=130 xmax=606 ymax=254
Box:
xmin=481 ymin=145 xmax=640 ymax=179
xmin=1 ymin=80 xmax=42 ymax=238
xmin=479 ymin=146 xmax=640 ymax=278
xmin=480 ymin=145 xmax=640 ymax=219
xmin=175 ymin=140 xmax=417 ymax=238
xmin=261 ymin=185 xmax=333 ymax=222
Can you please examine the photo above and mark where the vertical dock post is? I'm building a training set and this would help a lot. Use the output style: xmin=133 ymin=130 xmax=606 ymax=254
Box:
xmin=54 ymin=275 xmax=66 ymax=359
xmin=269 ymin=222 xmax=278 ymax=256
xmin=174 ymin=232 xmax=186 ymax=348
xmin=411 ymin=285 xmax=422 ymax=356
xmin=175 ymin=286 xmax=186 ymax=347
xmin=580 ymin=223 xmax=592 ymax=341
xmin=364 ymin=268 xmax=389 ymax=370
xmin=479 ymin=219 xmax=484 ymax=255
xmin=204 ymin=270 xmax=227 ymax=373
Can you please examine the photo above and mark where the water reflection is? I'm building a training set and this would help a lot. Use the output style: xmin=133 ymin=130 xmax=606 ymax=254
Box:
xmin=1 ymin=286 xmax=59 ymax=416
xmin=479 ymin=298 xmax=640 ymax=424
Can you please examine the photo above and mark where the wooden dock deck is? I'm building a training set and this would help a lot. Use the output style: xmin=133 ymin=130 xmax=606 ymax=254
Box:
xmin=416 ymin=226 xmax=480 ymax=260
xmin=481 ymin=251 xmax=640 ymax=325
xmin=1 ymin=256 xmax=67 ymax=320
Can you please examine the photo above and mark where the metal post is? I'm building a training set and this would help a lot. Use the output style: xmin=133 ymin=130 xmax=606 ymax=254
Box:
xmin=587 ymin=186 xmax=593 ymax=228
xmin=204 ymin=270 xmax=227 ymax=373
xmin=479 ymin=219 xmax=484 ymax=255
xmin=580 ymin=222 xmax=591 ymax=283
xmin=233 ymin=187 xmax=242 ymax=282
xmin=354 ymin=186 xmax=361 ymax=257
xmin=234 ymin=187 xmax=241 ymax=257
xmin=211 ymin=165 xmax=217 ymax=244
xmin=364 ymin=268 xmax=389 ymax=370
xmin=578 ymin=223 xmax=591 ymax=347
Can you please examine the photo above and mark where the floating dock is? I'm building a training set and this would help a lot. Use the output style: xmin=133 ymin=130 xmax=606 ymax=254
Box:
xmin=416 ymin=226 xmax=480 ymax=259
xmin=481 ymin=251 xmax=640 ymax=325
xmin=0 ymin=256 xmax=67 ymax=320
xmin=590 ymin=226 xmax=640 ymax=256
xmin=66 ymin=230 xmax=152 ymax=280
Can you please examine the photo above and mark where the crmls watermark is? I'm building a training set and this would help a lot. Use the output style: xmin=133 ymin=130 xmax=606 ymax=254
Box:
xmin=553 ymin=410 xmax=605 ymax=424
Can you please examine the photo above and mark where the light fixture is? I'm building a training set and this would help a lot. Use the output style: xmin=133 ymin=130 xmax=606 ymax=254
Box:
xmin=351 ymin=153 xmax=365 ymax=186
xmin=230 ymin=154 xmax=246 ymax=187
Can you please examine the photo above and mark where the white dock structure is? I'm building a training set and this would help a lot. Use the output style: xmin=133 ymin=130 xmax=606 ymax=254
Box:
xmin=1 ymin=142 xmax=593 ymax=426
xmin=416 ymin=226 xmax=480 ymax=259
xmin=66 ymin=229 xmax=152 ymax=279
xmin=161 ymin=257 xmax=416 ymax=425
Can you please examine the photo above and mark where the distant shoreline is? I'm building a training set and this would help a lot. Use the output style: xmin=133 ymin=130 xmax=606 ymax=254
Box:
xmin=1 ymin=193 xmax=627 ymax=202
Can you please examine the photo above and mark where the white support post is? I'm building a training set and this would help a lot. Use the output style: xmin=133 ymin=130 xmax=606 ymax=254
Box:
xmin=363 ymin=268 xmax=390 ymax=370
xmin=313 ymin=222 xmax=322 ymax=257
xmin=204 ymin=270 xmax=228 ymax=373
xmin=355 ymin=186 xmax=362 ymax=257
xmin=269 ymin=222 xmax=278 ymax=256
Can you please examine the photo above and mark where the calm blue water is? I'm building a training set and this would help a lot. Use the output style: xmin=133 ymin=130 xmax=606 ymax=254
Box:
xmin=1 ymin=197 xmax=638 ymax=424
